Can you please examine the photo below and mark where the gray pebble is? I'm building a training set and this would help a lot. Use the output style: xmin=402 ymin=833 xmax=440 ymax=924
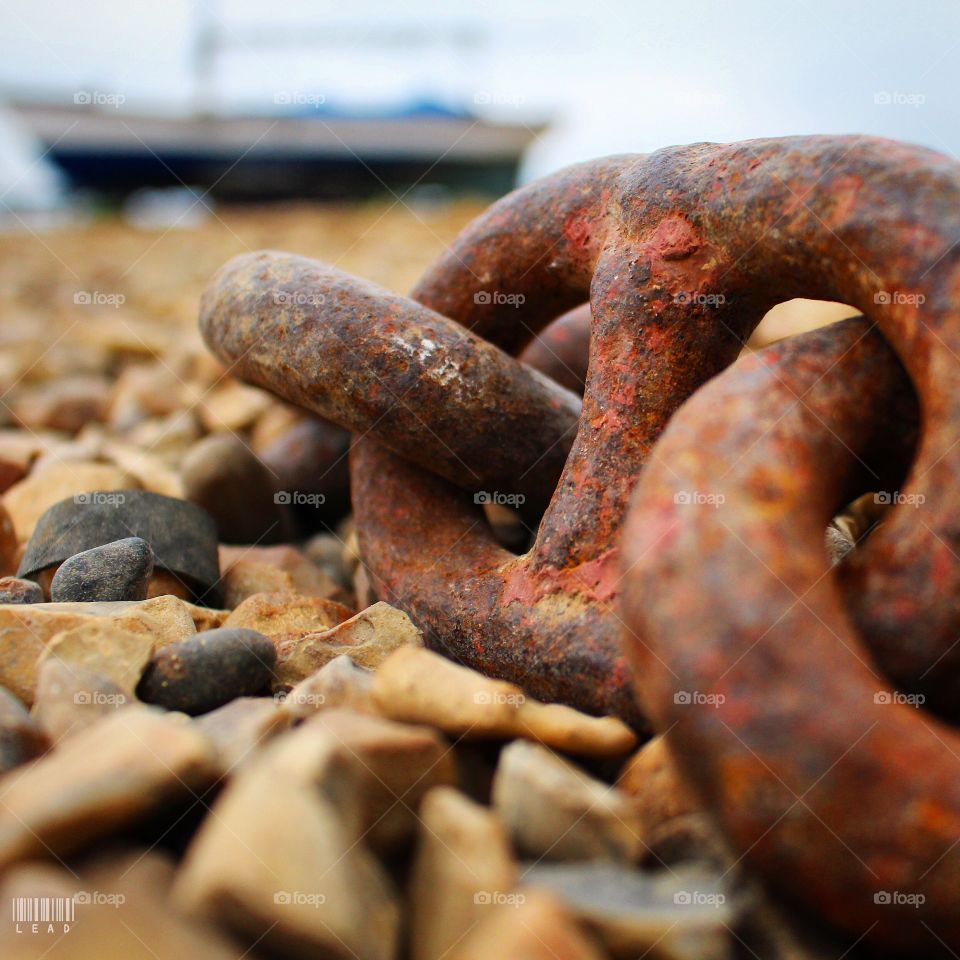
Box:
xmin=50 ymin=537 xmax=154 ymax=603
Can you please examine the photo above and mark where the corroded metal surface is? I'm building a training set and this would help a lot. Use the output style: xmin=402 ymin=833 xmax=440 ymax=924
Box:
xmin=620 ymin=319 xmax=960 ymax=951
xmin=203 ymin=135 xmax=960 ymax=731
xmin=403 ymin=134 xmax=960 ymax=714
xmin=200 ymin=252 xmax=580 ymax=518
xmin=519 ymin=303 xmax=591 ymax=394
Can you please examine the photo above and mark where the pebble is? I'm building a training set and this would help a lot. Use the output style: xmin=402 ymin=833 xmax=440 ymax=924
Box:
xmin=521 ymin=861 xmax=733 ymax=959
xmin=617 ymin=735 xmax=701 ymax=840
xmin=0 ymin=707 xmax=219 ymax=868
xmin=258 ymin=415 xmax=351 ymax=519
xmin=263 ymin=707 xmax=456 ymax=852
xmin=304 ymin=530 xmax=352 ymax=587
xmin=218 ymin=543 xmax=344 ymax=608
xmin=0 ymin=596 xmax=197 ymax=705
xmin=0 ymin=429 xmax=57 ymax=493
xmin=2 ymin=460 xmax=138 ymax=541
xmin=275 ymin=600 xmax=423 ymax=688
xmin=136 ymin=627 xmax=277 ymax=715
xmin=0 ymin=685 xmax=48 ymax=774
xmin=448 ymin=890 xmax=606 ymax=960
xmin=280 ymin=654 xmax=377 ymax=720
xmin=38 ymin=619 xmax=155 ymax=693
xmin=0 ymin=504 xmax=18 ymax=576
xmin=11 ymin=374 xmax=111 ymax=433
xmin=492 ymin=740 xmax=642 ymax=862
xmin=373 ymin=647 xmax=637 ymax=756
xmin=50 ymin=536 xmax=155 ymax=603
xmin=409 ymin=786 xmax=517 ymax=960
xmin=181 ymin=433 xmax=289 ymax=544
xmin=193 ymin=696 xmax=291 ymax=774
xmin=223 ymin=590 xmax=352 ymax=644
xmin=173 ymin=765 xmax=400 ymax=960
xmin=199 ymin=380 xmax=273 ymax=433
xmin=0 ymin=576 xmax=43 ymax=604
xmin=32 ymin=659 xmax=131 ymax=744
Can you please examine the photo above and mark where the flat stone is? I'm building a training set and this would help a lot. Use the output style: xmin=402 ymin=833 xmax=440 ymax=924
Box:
xmin=521 ymin=861 xmax=733 ymax=959
xmin=373 ymin=647 xmax=528 ymax=739
xmin=0 ymin=685 xmax=48 ymax=773
xmin=18 ymin=491 xmax=220 ymax=601
xmin=219 ymin=543 xmax=344 ymax=609
xmin=275 ymin=601 xmax=421 ymax=688
xmin=263 ymin=707 xmax=456 ymax=852
xmin=181 ymin=433 xmax=287 ymax=544
xmin=0 ymin=576 xmax=43 ymax=603
xmin=373 ymin=647 xmax=636 ymax=756
xmin=137 ymin=627 xmax=276 ymax=715
xmin=0 ymin=596 xmax=196 ymax=705
xmin=223 ymin=591 xmax=352 ymax=647
xmin=173 ymin=768 xmax=400 ymax=960
xmin=492 ymin=740 xmax=642 ymax=862
xmin=39 ymin=620 xmax=155 ymax=693
xmin=3 ymin=460 xmax=138 ymax=541
xmin=409 ymin=786 xmax=517 ymax=960
xmin=50 ymin=536 xmax=154 ymax=603
xmin=448 ymin=890 xmax=606 ymax=960
xmin=279 ymin=654 xmax=377 ymax=720
xmin=0 ymin=707 xmax=219 ymax=868
xmin=193 ymin=696 xmax=291 ymax=774
xmin=32 ymin=659 xmax=132 ymax=744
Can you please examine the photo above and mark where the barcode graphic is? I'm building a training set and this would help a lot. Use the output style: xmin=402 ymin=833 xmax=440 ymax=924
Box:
xmin=11 ymin=897 xmax=75 ymax=923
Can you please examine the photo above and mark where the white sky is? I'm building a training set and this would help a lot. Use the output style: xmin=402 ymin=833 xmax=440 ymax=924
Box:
xmin=0 ymin=0 xmax=957 ymax=179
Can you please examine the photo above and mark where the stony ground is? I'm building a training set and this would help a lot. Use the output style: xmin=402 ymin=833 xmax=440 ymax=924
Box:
xmin=0 ymin=203 xmax=853 ymax=959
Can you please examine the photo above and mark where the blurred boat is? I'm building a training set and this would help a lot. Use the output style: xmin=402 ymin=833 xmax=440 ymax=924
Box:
xmin=9 ymin=96 xmax=545 ymax=199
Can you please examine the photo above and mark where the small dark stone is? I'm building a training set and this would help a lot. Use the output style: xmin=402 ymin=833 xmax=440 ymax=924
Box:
xmin=0 ymin=577 xmax=44 ymax=604
xmin=181 ymin=433 xmax=289 ymax=545
xmin=0 ymin=685 xmax=48 ymax=773
xmin=50 ymin=537 xmax=154 ymax=603
xmin=136 ymin=627 xmax=276 ymax=715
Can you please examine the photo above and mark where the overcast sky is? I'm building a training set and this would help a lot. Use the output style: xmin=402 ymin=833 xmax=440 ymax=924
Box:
xmin=0 ymin=0 xmax=957 ymax=179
